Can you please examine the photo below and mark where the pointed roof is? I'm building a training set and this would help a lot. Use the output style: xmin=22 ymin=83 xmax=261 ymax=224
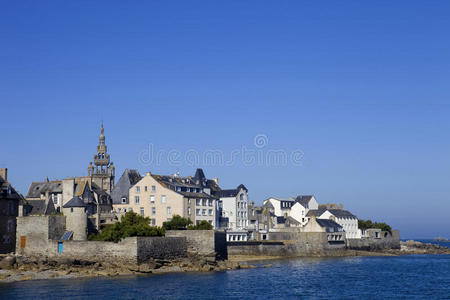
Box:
xmin=194 ymin=168 xmax=206 ymax=181
xmin=295 ymin=195 xmax=314 ymax=208
xmin=63 ymin=196 xmax=88 ymax=208
xmin=219 ymin=184 xmax=247 ymax=198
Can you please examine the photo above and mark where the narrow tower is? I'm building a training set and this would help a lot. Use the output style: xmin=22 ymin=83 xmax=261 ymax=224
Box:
xmin=88 ymin=124 xmax=115 ymax=192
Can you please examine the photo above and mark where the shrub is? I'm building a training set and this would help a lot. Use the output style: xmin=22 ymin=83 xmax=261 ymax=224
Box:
xmin=188 ymin=220 xmax=213 ymax=230
xmin=358 ymin=219 xmax=392 ymax=232
xmin=163 ymin=215 xmax=192 ymax=230
xmin=88 ymin=211 xmax=165 ymax=242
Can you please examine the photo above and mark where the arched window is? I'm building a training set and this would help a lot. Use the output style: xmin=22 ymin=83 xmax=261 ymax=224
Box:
xmin=240 ymin=194 xmax=244 ymax=201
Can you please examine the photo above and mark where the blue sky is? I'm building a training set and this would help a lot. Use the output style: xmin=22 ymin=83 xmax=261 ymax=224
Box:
xmin=1 ymin=1 xmax=449 ymax=238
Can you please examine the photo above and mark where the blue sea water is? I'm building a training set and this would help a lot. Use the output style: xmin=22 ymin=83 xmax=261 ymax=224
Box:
xmin=1 ymin=254 xmax=450 ymax=299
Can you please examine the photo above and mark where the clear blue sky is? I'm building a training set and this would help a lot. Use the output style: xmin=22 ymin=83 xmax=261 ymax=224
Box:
xmin=1 ymin=1 xmax=449 ymax=239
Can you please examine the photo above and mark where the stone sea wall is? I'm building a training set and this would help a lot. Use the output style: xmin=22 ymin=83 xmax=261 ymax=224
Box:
xmin=165 ymin=230 xmax=227 ymax=259
xmin=228 ymin=232 xmax=347 ymax=257
xmin=347 ymin=230 xmax=400 ymax=250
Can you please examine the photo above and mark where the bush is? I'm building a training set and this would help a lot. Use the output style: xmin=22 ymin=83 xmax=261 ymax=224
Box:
xmin=88 ymin=211 xmax=165 ymax=242
xmin=188 ymin=220 xmax=213 ymax=230
xmin=358 ymin=219 xmax=392 ymax=232
xmin=163 ymin=215 xmax=192 ymax=230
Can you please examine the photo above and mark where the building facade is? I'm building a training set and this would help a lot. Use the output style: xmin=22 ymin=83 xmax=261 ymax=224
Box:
xmin=218 ymin=184 xmax=249 ymax=229
xmin=113 ymin=169 xmax=220 ymax=227
xmin=0 ymin=168 xmax=23 ymax=253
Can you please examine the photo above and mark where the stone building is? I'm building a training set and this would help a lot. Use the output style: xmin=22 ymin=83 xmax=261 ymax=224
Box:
xmin=113 ymin=169 xmax=221 ymax=227
xmin=0 ymin=168 xmax=24 ymax=253
xmin=24 ymin=125 xmax=116 ymax=230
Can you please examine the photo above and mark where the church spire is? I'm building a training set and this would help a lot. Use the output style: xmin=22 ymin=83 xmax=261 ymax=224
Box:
xmin=88 ymin=123 xmax=113 ymax=177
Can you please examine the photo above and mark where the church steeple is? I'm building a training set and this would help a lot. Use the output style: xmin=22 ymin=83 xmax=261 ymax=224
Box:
xmin=88 ymin=124 xmax=114 ymax=177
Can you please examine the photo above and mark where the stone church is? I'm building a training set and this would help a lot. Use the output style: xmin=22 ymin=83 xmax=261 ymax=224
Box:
xmin=25 ymin=125 xmax=117 ymax=229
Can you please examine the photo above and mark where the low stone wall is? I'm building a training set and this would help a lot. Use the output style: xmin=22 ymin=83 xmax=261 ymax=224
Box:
xmin=136 ymin=237 xmax=186 ymax=263
xmin=165 ymin=230 xmax=227 ymax=259
xmin=228 ymin=232 xmax=347 ymax=257
xmin=347 ymin=230 xmax=400 ymax=250
xmin=16 ymin=216 xmax=188 ymax=265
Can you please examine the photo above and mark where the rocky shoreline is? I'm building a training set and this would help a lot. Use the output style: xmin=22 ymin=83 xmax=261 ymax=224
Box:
xmin=1 ymin=240 xmax=449 ymax=283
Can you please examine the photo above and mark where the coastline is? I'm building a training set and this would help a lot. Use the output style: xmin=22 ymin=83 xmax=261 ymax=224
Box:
xmin=1 ymin=240 xmax=449 ymax=284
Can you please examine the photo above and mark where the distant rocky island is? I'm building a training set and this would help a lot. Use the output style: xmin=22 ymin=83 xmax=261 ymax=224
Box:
xmin=434 ymin=237 xmax=450 ymax=242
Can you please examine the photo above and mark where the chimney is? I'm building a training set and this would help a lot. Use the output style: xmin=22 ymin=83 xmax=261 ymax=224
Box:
xmin=0 ymin=168 xmax=7 ymax=181
xmin=213 ymin=177 xmax=219 ymax=185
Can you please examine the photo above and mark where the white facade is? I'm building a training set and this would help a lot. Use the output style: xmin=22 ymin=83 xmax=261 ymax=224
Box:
xmin=290 ymin=202 xmax=308 ymax=226
xmin=220 ymin=186 xmax=249 ymax=229
xmin=318 ymin=210 xmax=360 ymax=239
xmin=263 ymin=197 xmax=294 ymax=217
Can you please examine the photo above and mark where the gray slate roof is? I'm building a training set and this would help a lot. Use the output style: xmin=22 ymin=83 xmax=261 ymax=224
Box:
xmin=63 ymin=196 xmax=88 ymax=208
xmin=26 ymin=181 xmax=62 ymax=198
xmin=219 ymin=184 xmax=247 ymax=198
xmin=316 ymin=219 xmax=343 ymax=231
xmin=25 ymin=199 xmax=56 ymax=215
xmin=295 ymin=195 xmax=314 ymax=208
xmin=307 ymin=207 xmax=357 ymax=219
xmin=111 ymin=169 xmax=141 ymax=204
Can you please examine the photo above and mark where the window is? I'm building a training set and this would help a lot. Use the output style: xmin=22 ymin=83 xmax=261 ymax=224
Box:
xmin=7 ymin=220 xmax=14 ymax=233
xmin=202 ymin=199 xmax=207 ymax=206
xmin=136 ymin=186 xmax=140 ymax=193
xmin=70 ymin=208 xmax=74 ymax=213
xmin=151 ymin=185 xmax=156 ymax=192
xmin=150 ymin=195 xmax=155 ymax=203
xmin=202 ymin=209 xmax=206 ymax=215
xmin=161 ymin=195 xmax=166 ymax=203
xmin=196 ymin=199 xmax=201 ymax=206
xmin=152 ymin=207 xmax=156 ymax=215
xmin=140 ymin=207 xmax=144 ymax=216
xmin=135 ymin=196 xmax=140 ymax=204
xmin=167 ymin=207 xmax=171 ymax=215
xmin=7 ymin=202 xmax=15 ymax=215
xmin=187 ymin=199 xmax=191 ymax=205
xmin=118 ymin=208 xmax=121 ymax=213
xmin=187 ymin=207 xmax=191 ymax=215
xmin=151 ymin=219 xmax=156 ymax=226
xmin=208 ymin=199 xmax=213 ymax=206
xmin=196 ymin=209 xmax=200 ymax=216
xmin=121 ymin=197 xmax=127 ymax=203
xmin=208 ymin=209 xmax=213 ymax=216
xmin=176 ymin=186 xmax=181 ymax=192
xmin=144 ymin=186 xmax=148 ymax=192
xmin=240 ymin=194 xmax=244 ymax=200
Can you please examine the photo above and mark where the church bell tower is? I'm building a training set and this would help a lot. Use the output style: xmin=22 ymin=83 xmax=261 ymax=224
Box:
xmin=88 ymin=124 xmax=115 ymax=192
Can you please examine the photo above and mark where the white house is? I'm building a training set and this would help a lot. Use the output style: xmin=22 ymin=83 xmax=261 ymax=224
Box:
xmin=262 ymin=197 xmax=295 ymax=217
xmin=219 ymin=184 xmax=248 ymax=230
xmin=289 ymin=195 xmax=319 ymax=225
xmin=263 ymin=195 xmax=319 ymax=226
xmin=308 ymin=207 xmax=360 ymax=239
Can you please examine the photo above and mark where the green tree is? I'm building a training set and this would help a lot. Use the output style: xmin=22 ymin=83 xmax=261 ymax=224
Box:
xmin=88 ymin=211 xmax=165 ymax=242
xmin=162 ymin=215 xmax=192 ymax=230
xmin=358 ymin=219 xmax=392 ymax=232
xmin=188 ymin=220 xmax=213 ymax=230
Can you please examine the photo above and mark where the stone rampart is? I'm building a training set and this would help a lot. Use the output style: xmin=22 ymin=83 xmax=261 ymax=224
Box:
xmin=347 ymin=230 xmax=400 ymax=250
xmin=228 ymin=232 xmax=347 ymax=257
xmin=165 ymin=230 xmax=227 ymax=259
